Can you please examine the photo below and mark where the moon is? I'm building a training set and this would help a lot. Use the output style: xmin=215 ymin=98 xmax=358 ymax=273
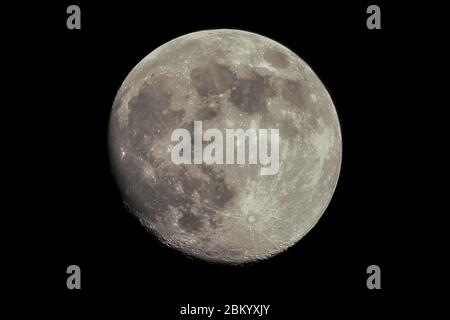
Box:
xmin=108 ymin=29 xmax=342 ymax=264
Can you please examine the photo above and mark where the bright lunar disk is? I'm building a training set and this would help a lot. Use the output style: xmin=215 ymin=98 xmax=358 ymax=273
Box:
xmin=109 ymin=29 xmax=342 ymax=264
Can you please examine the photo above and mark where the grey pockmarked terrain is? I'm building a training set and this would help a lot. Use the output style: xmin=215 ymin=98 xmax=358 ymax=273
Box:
xmin=109 ymin=29 xmax=342 ymax=264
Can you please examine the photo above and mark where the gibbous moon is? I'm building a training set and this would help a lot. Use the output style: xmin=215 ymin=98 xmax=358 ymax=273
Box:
xmin=109 ymin=29 xmax=342 ymax=264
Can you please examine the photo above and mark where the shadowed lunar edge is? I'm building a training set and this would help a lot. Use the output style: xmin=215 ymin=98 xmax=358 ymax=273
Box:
xmin=108 ymin=29 xmax=342 ymax=264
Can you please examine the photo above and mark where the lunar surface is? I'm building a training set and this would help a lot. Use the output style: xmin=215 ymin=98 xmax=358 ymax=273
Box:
xmin=109 ymin=29 xmax=342 ymax=264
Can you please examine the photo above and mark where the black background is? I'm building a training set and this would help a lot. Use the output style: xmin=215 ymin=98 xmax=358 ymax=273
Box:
xmin=10 ymin=0 xmax=437 ymax=317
